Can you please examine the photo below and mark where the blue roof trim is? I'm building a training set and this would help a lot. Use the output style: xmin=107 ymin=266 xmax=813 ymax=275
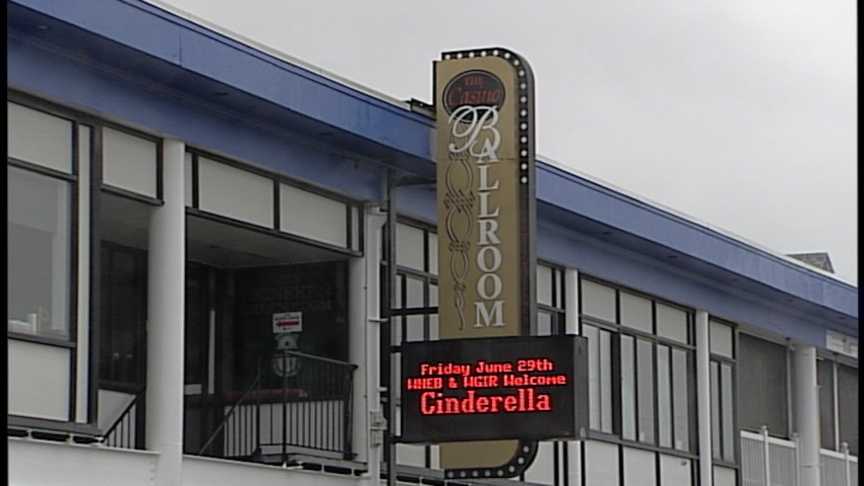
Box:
xmin=10 ymin=0 xmax=434 ymax=162
xmin=536 ymin=161 xmax=857 ymax=319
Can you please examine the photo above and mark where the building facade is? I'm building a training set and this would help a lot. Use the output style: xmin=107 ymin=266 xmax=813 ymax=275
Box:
xmin=6 ymin=1 xmax=859 ymax=485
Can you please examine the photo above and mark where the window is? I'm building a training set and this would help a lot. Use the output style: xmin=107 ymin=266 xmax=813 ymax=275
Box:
xmin=388 ymin=219 xmax=440 ymax=469
xmin=8 ymin=166 xmax=73 ymax=338
xmin=7 ymin=98 xmax=92 ymax=427
xmin=821 ymin=359 xmax=859 ymax=455
xmin=710 ymin=319 xmax=737 ymax=464
xmin=537 ymin=263 xmax=565 ymax=336
xmin=738 ymin=333 xmax=789 ymax=437
xmin=579 ymin=276 xmax=695 ymax=455
xmin=836 ymin=364 xmax=858 ymax=455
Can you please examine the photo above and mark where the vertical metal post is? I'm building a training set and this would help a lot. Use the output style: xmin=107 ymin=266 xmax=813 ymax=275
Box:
xmin=383 ymin=171 xmax=398 ymax=486
xmin=762 ymin=425 xmax=771 ymax=486
xmin=696 ymin=311 xmax=713 ymax=486
xmin=282 ymin=352 xmax=288 ymax=465
xmin=792 ymin=433 xmax=800 ymax=486
xmin=842 ymin=442 xmax=850 ymax=486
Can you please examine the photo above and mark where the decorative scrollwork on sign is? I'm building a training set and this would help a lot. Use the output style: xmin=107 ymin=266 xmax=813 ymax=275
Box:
xmin=444 ymin=115 xmax=475 ymax=330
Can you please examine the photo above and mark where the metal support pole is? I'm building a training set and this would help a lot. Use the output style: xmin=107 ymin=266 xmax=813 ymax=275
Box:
xmin=383 ymin=171 xmax=398 ymax=486
xmin=695 ymin=311 xmax=713 ymax=486
xmin=794 ymin=344 xmax=821 ymax=486
xmin=762 ymin=425 xmax=771 ymax=486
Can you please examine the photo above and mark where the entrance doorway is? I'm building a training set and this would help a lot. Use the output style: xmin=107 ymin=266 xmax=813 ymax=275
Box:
xmin=183 ymin=214 xmax=355 ymax=460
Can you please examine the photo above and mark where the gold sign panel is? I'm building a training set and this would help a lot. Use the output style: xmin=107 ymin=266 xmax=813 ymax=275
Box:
xmin=434 ymin=47 xmax=537 ymax=477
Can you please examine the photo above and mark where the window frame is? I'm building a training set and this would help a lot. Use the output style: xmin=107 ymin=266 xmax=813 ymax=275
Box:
xmin=185 ymin=148 xmax=364 ymax=257
xmin=7 ymin=90 xmax=101 ymax=435
xmin=709 ymin=317 xmax=740 ymax=471
xmin=577 ymin=275 xmax=699 ymax=463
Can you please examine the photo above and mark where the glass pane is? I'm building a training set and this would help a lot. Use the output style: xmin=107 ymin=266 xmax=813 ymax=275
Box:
xmin=620 ymin=292 xmax=652 ymax=333
xmin=396 ymin=223 xmax=425 ymax=270
xmin=584 ymin=440 xmax=619 ymax=486
xmin=711 ymin=361 xmax=721 ymax=458
xmin=660 ymin=454 xmax=692 ymax=486
xmin=672 ymin=348 xmax=690 ymax=452
xmin=621 ymin=335 xmax=637 ymax=440
xmin=538 ymin=265 xmax=553 ymax=307
xmin=8 ymin=166 xmax=71 ymax=338
xmin=581 ymin=280 xmax=616 ymax=322
xmin=102 ymin=127 xmax=158 ymax=198
xmin=427 ymin=232 xmax=438 ymax=275
xmin=599 ymin=329 xmax=613 ymax=432
xmin=637 ymin=339 xmax=655 ymax=444
xmin=657 ymin=345 xmax=672 ymax=448
xmin=817 ymin=359 xmax=836 ymax=450
xmin=721 ymin=363 xmax=735 ymax=460
xmin=405 ymin=277 xmax=424 ymax=342
xmin=428 ymin=284 xmax=439 ymax=341
xmin=8 ymin=102 xmax=73 ymax=173
xmin=537 ymin=311 xmax=552 ymax=336
xmin=837 ymin=364 xmax=858 ymax=455
xmin=738 ymin=334 xmax=788 ymax=436
xmin=279 ymin=182 xmax=346 ymax=245
xmin=710 ymin=320 xmax=734 ymax=358
xmin=584 ymin=324 xmax=601 ymax=430
xmin=656 ymin=304 xmax=688 ymax=343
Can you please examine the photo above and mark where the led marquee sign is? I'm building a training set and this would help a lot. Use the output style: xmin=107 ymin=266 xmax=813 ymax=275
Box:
xmin=400 ymin=335 xmax=589 ymax=445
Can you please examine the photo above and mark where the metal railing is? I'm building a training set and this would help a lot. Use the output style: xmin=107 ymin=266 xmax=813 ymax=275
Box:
xmin=101 ymin=391 xmax=145 ymax=450
xmin=741 ymin=427 xmax=859 ymax=486
xmin=197 ymin=351 xmax=357 ymax=463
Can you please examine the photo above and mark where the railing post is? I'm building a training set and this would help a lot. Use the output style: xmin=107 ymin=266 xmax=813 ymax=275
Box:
xmin=762 ymin=425 xmax=771 ymax=486
xmin=343 ymin=366 xmax=355 ymax=459
xmin=255 ymin=361 xmax=261 ymax=458
xmin=792 ymin=433 xmax=800 ymax=486
xmin=842 ymin=442 xmax=850 ymax=486
xmin=281 ymin=351 xmax=288 ymax=466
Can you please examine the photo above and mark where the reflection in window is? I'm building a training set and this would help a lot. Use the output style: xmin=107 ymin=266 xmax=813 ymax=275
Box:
xmin=585 ymin=324 xmax=613 ymax=433
xmin=621 ymin=335 xmax=636 ymax=440
xmin=7 ymin=166 xmax=71 ymax=338
xmin=657 ymin=345 xmax=672 ymax=448
xmin=637 ymin=338 xmax=655 ymax=444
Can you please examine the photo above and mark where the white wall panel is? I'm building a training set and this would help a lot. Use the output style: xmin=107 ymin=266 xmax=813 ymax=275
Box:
xmin=584 ymin=440 xmax=619 ymax=486
xmin=713 ymin=465 xmax=737 ymax=486
xmin=8 ymin=340 xmax=70 ymax=421
xmin=623 ymin=447 xmax=656 ymax=486
xmin=102 ymin=127 xmax=157 ymax=197
xmin=280 ymin=183 xmax=347 ymax=247
xmin=198 ymin=157 xmax=273 ymax=227
xmin=9 ymin=439 xmax=158 ymax=486
xmin=524 ymin=441 xmax=555 ymax=484
xmin=659 ymin=454 xmax=692 ymax=486
xmin=97 ymin=389 xmax=136 ymax=431
xmin=183 ymin=455 xmax=361 ymax=486
xmin=8 ymin=102 xmax=73 ymax=173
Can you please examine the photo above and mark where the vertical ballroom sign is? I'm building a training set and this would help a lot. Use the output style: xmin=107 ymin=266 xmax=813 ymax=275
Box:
xmin=435 ymin=48 xmax=537 ymax=477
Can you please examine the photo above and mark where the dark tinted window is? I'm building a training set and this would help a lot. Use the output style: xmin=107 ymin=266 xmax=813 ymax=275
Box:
xmin=837 ymin=364 xmax=858 ymax=455
xmin=817 ymin=359 xmax=836 ymax=450
xmin=738 ymin=334 xmax=788 ymax=437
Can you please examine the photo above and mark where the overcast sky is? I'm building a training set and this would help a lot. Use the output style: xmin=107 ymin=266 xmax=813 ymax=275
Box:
xmin=159 ymin=0 xmax=858 ymax=284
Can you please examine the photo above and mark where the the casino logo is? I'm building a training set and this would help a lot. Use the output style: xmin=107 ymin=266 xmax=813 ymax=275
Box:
xmin=442 ymin=70 xmax=506 ymax=114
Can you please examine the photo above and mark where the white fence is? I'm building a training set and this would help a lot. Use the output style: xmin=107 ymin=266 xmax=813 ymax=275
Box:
xmin=741 ymin=428 xmax=858 ymax=486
